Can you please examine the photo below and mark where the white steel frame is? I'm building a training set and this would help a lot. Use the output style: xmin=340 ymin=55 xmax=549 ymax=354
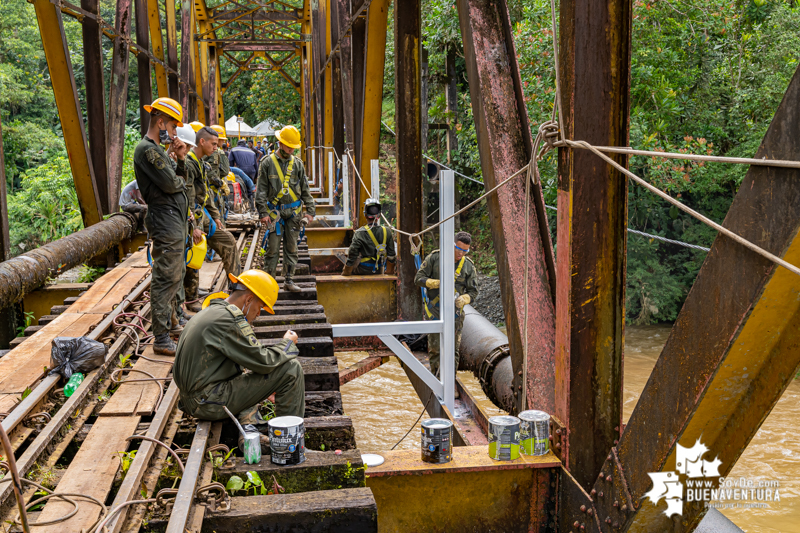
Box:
xmin=331 ymin=170 xmax=457 ymax=411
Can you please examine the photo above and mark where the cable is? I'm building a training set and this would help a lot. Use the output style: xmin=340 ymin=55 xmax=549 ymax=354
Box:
xmin=391 ymin=393 xmax=433 ymax=450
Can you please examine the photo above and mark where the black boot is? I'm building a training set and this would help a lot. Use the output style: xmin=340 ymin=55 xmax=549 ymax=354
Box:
xmin=153 ymin=334 xmax=176 ymax=356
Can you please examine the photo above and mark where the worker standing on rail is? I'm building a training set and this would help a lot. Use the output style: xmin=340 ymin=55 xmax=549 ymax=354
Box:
xmin=256 ymin=125 xmax=315 ymax=292
xmin=207 ymin=125 xmax=232 ymax=223
xmin=341 ymin=199 xmax=396 ymax=275
xmin=414 ymin=231 xmax=479 ymax=378
xmin=174 ymin=270 xmax=304 ymax=431
xmin=134 ymin=97 xmax=191 ymax=356
xmin=182 ymin=124 xmax=242 ymax=313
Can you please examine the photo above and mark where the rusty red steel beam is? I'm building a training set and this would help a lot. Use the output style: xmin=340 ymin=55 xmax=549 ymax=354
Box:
xmin=135 ymin=0 xmax=153 ymax=135
xmin=220 ymin=43 xmax=297 ymax=51
xmin=553 ymin=0 xmax=632 ymax=491
xmin=210 ymin=8 xmax=301 ymax=21
xmin=107 ymin=0 xmax=134 ymax=214
xmin=338 ymin=354 xmax=390 ymax=385
xmin=585 ymin=65 xmax=800 ymax=532
xmin=456 ymin=0 xmax=556 ymax=414
xmin=180 ymin=0 xmax=195 ymax=115
xmin=395 ymin=0 xmax=423 ymax=321
xmin=81 ymin=0 xmax=109 ymax=212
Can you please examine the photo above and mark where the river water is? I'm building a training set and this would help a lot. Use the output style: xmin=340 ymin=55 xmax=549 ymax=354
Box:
xmin=337 ymin=325 xmax=800 ymax=532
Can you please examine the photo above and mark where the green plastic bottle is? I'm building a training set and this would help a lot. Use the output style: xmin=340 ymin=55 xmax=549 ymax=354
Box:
xmin=63 ymin=373 xmax=84 ymax=397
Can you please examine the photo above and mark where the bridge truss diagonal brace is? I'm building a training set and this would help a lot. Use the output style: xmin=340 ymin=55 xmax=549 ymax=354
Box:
xmin=608 ymin=64 xmax=800 ymax=532
xmin=33 ymin=0 xmax=103 ymax=227
xmin=107 ymin=0 xmax=134 ymax=214
xmin=456 ymin=0 xmax=556 ymax=414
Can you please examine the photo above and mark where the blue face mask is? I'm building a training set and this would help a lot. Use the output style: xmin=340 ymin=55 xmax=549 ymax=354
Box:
xmin=455 ymin=244 xmax=469 ymax=253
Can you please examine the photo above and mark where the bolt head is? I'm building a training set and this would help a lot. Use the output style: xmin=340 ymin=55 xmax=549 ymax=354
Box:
xmin=606 ymin=517 xmax=612 ymax=524
xmin=614 ymin=439 xmax=619 ymax=445
xmin=621 ymin=504 xmax=627 ymax=511
xmin=613 ymin=501 xmax=619 ymax=507
xmin=590 ymin=489 xmax=596 ymax=496
xmin=556 ymin=429 xmax=562 ymax=435
xmin=608 ymin=454 xmax=612 ymax=460
xmin=606 ymin=475 xmax=612 ymax=482
xmin=556 ymin=443 xmax=562 ymax=449
xmin=613 ymin=522 xmax=619 ymax=528
xmin=599 ymin=492 xmax=604 ymax=497
xmin=587 ymin=508 xmax=593 ymax=516
xmin=574 ymin=521 xmax=580 ymax=528
xmin=580 ymin=505 xmax=586 ymax=512
xmin=518 ymin=370 xmax=523 ymax=376
xmin=580 ymin=525 xmax=585 ymax=531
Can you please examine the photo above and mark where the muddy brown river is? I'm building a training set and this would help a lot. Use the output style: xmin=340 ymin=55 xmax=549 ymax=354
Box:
xmin=337 ymin=325 xmax=800 ymax=532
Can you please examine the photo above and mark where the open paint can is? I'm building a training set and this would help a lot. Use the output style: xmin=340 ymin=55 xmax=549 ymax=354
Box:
xmin=421 ymin=418 xmax=453 ymax=464
xmin=268 ymin=416 xmax=306 ymax=465
xmin=488 ymin=415 xmax=521 ymax=461
xmin=518 ymin=410 xmax=550 ymax=456
xmin=242 ymin=431 xmax=262 ymax=464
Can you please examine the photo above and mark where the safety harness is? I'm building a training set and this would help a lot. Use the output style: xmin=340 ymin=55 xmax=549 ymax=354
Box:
xmin=259 ymin=154 xmax=306 ymax=250
xmin=359 ymin=225 xmax=388 ymax=273
xmin=423 ymin=253 xmax=466 ymax=319
xmin=188 ymin=152 xmax=217 ymax=239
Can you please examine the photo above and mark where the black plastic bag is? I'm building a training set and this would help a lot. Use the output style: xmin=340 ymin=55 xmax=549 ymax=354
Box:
xmin=397 ymin=333 xmax=428 ymax=351
xmin=49 ymin=337 xmax=107 ymax=380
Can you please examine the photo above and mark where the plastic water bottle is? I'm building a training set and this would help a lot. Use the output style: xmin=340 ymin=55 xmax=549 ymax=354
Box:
xmin=63 ymin=373 xmax=84 ymax=397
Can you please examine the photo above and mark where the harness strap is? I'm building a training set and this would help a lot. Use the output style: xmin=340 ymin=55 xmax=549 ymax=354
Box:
xmin=360 ymin=226 xmax=388 ymax=273
xmin=267 ymin=154 xmax=301 ymax=219
xmin=423 ymin=256 xmax=466 ymax=318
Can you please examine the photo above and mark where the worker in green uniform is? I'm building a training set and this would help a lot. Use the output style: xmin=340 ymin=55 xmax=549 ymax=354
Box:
xmin=208 ymin=125 xmax=231 ymax=223
xmin=256 ymin=125 xmax=315 ymax=292
xmin=182 ymin=125 xmax=241 ymax=312
xmin=174 ymin=269 xmax=305 ymax=429
xmin=134 ymin=97 xmax=192 ymax=356
xmin=414 ymin=231 xmax=479 ymax=378
xmin=342 ymin=199 xmax=396 ymax=275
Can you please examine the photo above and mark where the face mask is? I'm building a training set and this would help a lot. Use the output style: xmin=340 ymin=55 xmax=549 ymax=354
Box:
xmin=242 ymin=300 xmax=253 ymax=322
xmin=159 ymin=129 xmax=170 ymax=145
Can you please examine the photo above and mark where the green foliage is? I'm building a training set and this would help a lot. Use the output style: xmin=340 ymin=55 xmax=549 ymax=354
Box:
xmin=15 ymin=311 xmax=34 ymax=337
xmin=76 ymin=265 xmax=106 ymax=284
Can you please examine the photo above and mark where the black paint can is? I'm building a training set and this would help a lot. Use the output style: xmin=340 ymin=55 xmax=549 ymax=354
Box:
xmin=421 ymin=418 xmax=453 ymax=464
xmin=268 ymin=416 xmax=306 ymax=465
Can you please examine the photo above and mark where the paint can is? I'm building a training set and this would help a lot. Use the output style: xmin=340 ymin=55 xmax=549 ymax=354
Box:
xmin=518 ymin=410 xmax=550 ymax=456
xmin=421 ymin=418 xmax=453 ymax=464
xmin=488 ymin=415 xmax=521 ymax=461
xmin=242 ymin=431 xmax=262 ymax=464
xmin=268 ymin=416 xmax=306 ymax=465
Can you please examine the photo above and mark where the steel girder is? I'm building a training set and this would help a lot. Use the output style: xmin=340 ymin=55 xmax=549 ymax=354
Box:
xmin=107 ymin=0 xmax=134 ymax=213
xmin=555 ymin=0 xmax=632 ymax=491
xmin=146 ymin=0 xmax=169 ymax=96
xmin=32 ymin=0 xmax=103 ymax=227
xmin=135 ymin=0 xmax=154 ymax=134
xmin=395 ymin=0 xmax=423 ymax=321
xmin=456 ymin=0 xmax=557 ymax=414
xmin=166 ymin=0 xmax=180 ymax=99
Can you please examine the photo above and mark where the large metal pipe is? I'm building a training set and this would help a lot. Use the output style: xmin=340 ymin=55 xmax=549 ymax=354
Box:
xmin=0 ymin=212 xmax=137 ymax=309
xmin=459 ymin=304 xmax=514 ymax=413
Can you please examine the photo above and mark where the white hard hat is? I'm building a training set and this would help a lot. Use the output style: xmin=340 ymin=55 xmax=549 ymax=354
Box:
xmin=175 ymin=124 xmax=197 ymax=147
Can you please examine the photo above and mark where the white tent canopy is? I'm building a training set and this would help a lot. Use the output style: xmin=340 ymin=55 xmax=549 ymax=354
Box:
xmin=253 ymin=118 xmax=282 ymax=137
xmin=224 ymin=115 xmax=257 ymax=137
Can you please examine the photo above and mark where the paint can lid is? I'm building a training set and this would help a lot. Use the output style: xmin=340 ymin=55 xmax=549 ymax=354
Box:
xmin=361 ymin=454 xmax=385 ymax=467
xmin=489 ymin=415 xmax=521 ymax=427
xmin=518 ymin=410 xmax=550 ymax=422
xmin=422 ymin=418 xmax=453 ymax=429
xmin=268 ymin=416 xmax=304 ymax=429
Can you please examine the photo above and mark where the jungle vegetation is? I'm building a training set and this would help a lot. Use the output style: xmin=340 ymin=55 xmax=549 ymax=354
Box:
xmin=0 ymin=0 xmax=798 ymax=323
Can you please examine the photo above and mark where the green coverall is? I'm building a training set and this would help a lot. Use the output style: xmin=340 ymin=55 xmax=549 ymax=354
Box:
xmin=174 ymin=299 xmax=305 ymax=424
xmin=182 ymin=152 xmax=241 ymax=301
xmin=345 ymin=224 xmax=397 ymax=274
xmin=255 ymin=152 xmax=315 ymax=280
xmin=414 ymin=250 xmax=479 ymax=377
xmin=133 ymin=136 xmax=190 ymax=338
xmin=204 ymin=148 xmax=230 ymax=224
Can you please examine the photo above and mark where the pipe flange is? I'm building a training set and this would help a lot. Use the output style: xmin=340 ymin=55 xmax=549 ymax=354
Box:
xmin=478 ymin=346 xmax=508 ymax=407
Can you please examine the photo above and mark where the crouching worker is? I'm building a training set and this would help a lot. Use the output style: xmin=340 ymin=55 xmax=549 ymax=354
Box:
xmin=174 ymin=269 xmax=305 ymax=434
xmin=341 ymin=199 xmax=396 ymax=276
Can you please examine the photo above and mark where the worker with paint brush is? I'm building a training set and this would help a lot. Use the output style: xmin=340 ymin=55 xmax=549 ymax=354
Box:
xmin=414 ymin=231 xmax=479 ymax=379
xmin=174 ymin=270 xmax=304 ymax=447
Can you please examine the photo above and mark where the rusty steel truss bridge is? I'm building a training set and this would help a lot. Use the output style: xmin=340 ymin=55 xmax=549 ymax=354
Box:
xmin=0 ymin=0 xmax=797 ymax=531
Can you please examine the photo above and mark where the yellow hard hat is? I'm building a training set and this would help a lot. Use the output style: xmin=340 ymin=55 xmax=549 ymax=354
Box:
xmin=226 ymin=172 xmax=236 ymax=182
xmin=211 ymin=124 xmax=227 ymax=140
xmin=144 ymin=97 xmax=184 ymax=126
xmin=275 ymin=125 xmax=301 ymax=149
xmin=228 ymin=270 xmax=279 ymax=314
xmin=189 ymin=121 xmax=205 ymax=132
xmin=202 ymin=291 xmax=229 ymax=309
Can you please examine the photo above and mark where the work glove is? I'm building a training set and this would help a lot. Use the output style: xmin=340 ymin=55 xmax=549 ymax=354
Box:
xmin=455 ymin=294 xmax=471 ymax=309
xmin=425 ymin=279 xmax=440 ymax=289
xmin=341 ymin=264 xmax=355 ymax=276
xmin=386 ymin=261 xmax=396 ymax=275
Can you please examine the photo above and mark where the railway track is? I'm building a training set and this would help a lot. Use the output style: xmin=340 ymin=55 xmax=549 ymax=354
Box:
xmin=0 ymin=223 xmax=375 ymax=532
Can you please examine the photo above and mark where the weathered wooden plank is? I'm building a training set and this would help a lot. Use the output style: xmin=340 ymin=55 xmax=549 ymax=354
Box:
xmin=115 ymin=249 xmax=150 ymax=268
xmin=66 ymin=267 xmax=130 ymax=312
xmin=100 ymin=347 xmax=172 ymax=416
xmin=276 ymin=287 xmax=317 ymax=301
xmin=304 ymin=416 xmax=356 ymax=451
xmin=79 ymin=269 xmax=149 ymax=314
xmin=260 ymin=337 xmax=333 ymax=358
xmin=200 ymin=488 xmax=377 ymax=533
xmin=304 ymin=390 xmax=344 ymax=417
xmin=0 ymin=313 xmax=103 ymax=413
xmin=300 ymin=357 xmax=340 ymax=392
xmin=269 ymin=303 xmax=324 ymax=315
xmin=35 ymin=416 xmax=141 ymax=532
xmin=252 ymin=313 xmax=327 ymax=326
xmin=252 ymin=322 xmax=332 ymax=339
xmin=339 ymin=355 xmax=390 ymax=385
xmin=197 ymin=260 xmax=222 ymax=292
xmin=215 ymin=449 xmax=365 ymax=493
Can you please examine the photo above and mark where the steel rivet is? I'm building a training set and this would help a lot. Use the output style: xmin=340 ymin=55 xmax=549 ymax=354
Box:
xmin=613 ymin=501 xmax=619 ymax=507
xmin=613 ymin=522 xmax=619 ymax=528
xmin=614 ymin=439 xmax=619 ymax=445
xmin=621 ymin=504 xmax=627 ymax=511
xmin=574 ymin=521 xmax=580 ymax=528
xmin=608 ymin=454 xmax=612 ymax=460
xmin=587 ymin=508 xmax=593 ymax=516
xmin=606 ymin=475 xmax=612 ymax=482
xmin=518 ymin=385 xmax=522 ymax=390
xmin=556 ymin=443 xmax=562 ymax=449
xmin=518 ymin=370 xmax=523 ymax=376
xmin=556 ymin=429 xmax=562 ymax=435
xmin=580 ymin=505 xmax=586 ymax=512
xmin=599 ymin=491 xmax=604 ymax=497
xmin=606 ymin=517 xmax=612 ymax=524
xmin=580 ymin=526 xmax=585 ymax=531
xmin=590 ymin=489 xmax=596 ymax=496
